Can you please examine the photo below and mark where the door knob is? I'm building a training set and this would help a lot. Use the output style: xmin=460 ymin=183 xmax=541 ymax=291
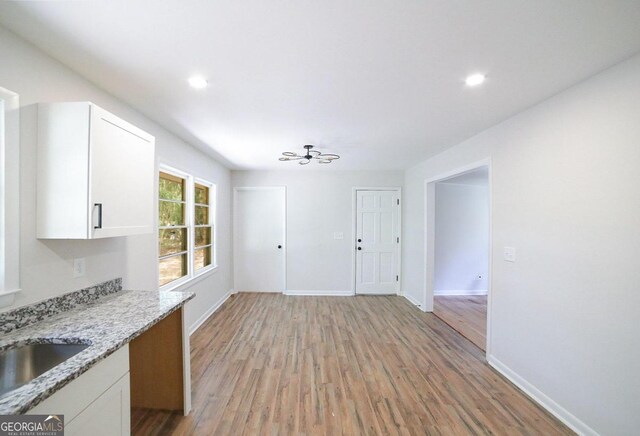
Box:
xmin=278 ymin=245 xmax=282 ymax=249
xmin=357 ymin=247 xmax=362 ymax=250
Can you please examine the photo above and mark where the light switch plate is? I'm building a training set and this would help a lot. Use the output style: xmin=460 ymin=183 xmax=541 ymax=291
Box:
xmin=73 ymin=258 xmax=86 ymax=278
xmin=503 ymin=247 xmax=516 ymax=262
xmin=333 ymin=232 xmax=344 ymax=240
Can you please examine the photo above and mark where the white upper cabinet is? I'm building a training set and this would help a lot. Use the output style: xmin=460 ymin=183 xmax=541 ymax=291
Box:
xmin=37 ymin=102 xmax=155 ymax=239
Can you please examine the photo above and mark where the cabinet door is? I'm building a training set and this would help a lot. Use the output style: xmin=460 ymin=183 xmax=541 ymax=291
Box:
xmin=89 ymin=105 xmax=155 ymax=239
xmin=65 ymin=373 xmax=131 ymax=436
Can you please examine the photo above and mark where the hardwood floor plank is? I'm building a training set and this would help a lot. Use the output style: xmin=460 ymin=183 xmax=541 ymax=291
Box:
xmin=433 ymin=295 xmax=487 ymax=350
xmin=132 ymin=293 xmax=572 ymax=435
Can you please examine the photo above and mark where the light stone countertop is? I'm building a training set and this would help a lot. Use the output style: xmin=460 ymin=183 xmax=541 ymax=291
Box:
xmin=0 ymin=289 xmax=194 ymax=414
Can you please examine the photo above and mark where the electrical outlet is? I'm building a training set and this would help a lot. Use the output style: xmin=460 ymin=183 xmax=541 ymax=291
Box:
xmin=73 ymin=258 xmax=86 ymax=278
xmin=503 ymin=247 xmax=516 ymax=262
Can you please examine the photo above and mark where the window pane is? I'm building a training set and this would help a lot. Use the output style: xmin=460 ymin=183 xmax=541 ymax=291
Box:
xmin=159 ymin=228 xmax=187 ymax=257
xmin=194 ymin=246 xmax=211 ymax=271
xmin=159 ymin=172 xmax=185 ymax=201
xmin=159 ymin=254 xmax=187 ymax=286
xmin=195 ymin=226 xmax=211 ymax=248
xmin=159 ymin=200 xmax=184 ymax=226
xmin=195 ymin=205 xmax=209 ymax=225
xmin=195 ymin=184 xmax=209 ymax=205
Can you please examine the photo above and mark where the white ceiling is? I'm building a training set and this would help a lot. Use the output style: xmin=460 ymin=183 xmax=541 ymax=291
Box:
xmin=2 ymin=1 xmax=640 ymax=170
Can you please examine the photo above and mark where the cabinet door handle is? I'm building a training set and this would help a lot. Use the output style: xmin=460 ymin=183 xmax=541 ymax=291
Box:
xmin=94 ymin=203 xmax=103 ymax=229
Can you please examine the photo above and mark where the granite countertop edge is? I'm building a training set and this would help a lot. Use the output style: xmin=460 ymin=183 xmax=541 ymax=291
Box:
xmin=0 ymin=290 xmax=195 ymax=415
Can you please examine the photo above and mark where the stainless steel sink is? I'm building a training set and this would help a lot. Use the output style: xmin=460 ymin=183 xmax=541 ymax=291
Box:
xmin=0 ymin=343 xmax=89 ymax=397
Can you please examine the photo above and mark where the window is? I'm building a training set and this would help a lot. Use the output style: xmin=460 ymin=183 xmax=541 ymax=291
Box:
xmin=194 ymin=182 xmax=213 ymax=271
xmin=159 ymin=171 xmax=188 ymax=286
xmin=158 ymin=167 xmax=216 ymax=288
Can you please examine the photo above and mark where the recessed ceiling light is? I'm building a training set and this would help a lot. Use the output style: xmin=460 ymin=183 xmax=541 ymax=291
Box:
xmin=188 ymin=76 xmax=208 ymax=89
xmin=465 ymin=73 xmax=486 ymax=87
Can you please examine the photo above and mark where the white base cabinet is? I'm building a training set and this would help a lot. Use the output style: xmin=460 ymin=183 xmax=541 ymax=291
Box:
xmin=37 ymin=102 xmax=155 ymax=239
xmin=65 ymin=374 xmax=130 ymax=436
xmin=28 ymin=345 xmax=131 ymax=436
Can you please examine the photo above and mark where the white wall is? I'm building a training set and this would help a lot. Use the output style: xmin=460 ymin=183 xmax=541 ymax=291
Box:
xmin=402 ymin=53 xmax=640 ymax=435
xmin=0 ymin=25 xmax=233 ymax=331
xmin=434 ymin=182 xmax=488 ymax=294
xmin=231 ymin=170 xmax=403 ymax=293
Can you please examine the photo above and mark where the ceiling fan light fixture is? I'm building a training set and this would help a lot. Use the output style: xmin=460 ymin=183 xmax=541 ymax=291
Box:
xmin=280 ymin=145 xmax=340 ymax=165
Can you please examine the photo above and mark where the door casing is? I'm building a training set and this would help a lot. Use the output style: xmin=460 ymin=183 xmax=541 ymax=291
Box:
xmin=423 ymin=158 xmax=492 ymax=356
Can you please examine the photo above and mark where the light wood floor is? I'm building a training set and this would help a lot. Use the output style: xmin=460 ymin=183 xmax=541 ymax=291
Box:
xmin=433 ymin=295 xmax=487 ymax=351
xmin=132 ymin=293 xmax=571 ymax=435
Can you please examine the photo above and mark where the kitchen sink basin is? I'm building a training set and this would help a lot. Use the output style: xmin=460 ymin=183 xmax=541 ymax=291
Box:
xmin=0 ymin=342 xmax=89 ymax=397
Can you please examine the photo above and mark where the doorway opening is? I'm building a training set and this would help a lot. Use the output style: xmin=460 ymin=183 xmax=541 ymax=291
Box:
xmin=424 ymin=163 xmax=490 ymax=352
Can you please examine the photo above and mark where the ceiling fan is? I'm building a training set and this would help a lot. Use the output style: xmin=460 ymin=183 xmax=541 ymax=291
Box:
xmin=279 ymin=145 xmax=340 ymax=165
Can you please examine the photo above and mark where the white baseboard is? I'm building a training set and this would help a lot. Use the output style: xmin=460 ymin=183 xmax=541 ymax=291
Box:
xmin=487 ymin=355 xmax=596 ymax=436
xmin=403 ymin=293 xmax=422 ymax=308
xmin=434 ymin=289 xmax=488 ymax=296
xmin=284 ymin=290 xmax=354 ymax=296
xmin=189 ymin=289 xmax=234 ymax=336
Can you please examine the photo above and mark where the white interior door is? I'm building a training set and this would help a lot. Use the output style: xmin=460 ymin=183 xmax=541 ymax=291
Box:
xmin=356 ymin=190 xmax=400 ymax=295
xmin=234 ymin=188 xmax=286 ymax=292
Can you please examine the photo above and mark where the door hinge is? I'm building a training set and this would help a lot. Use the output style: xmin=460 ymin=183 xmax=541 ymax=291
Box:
xmin=397 ymin=199 xmax=400 ymax=206
xmin=397 ymin=236 xmax=399 ymax=243
xmin=396 ymin=275 xmax=399 ymax=282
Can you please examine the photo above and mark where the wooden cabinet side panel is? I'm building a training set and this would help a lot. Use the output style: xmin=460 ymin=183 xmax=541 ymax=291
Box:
xmin=36 ymin=102 xmax=90 ymax=239
xmin=129 ymin=308 xmax=184 ymax=411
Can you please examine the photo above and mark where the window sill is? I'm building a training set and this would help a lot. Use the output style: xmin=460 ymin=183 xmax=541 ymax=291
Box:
xmin=0 ymin=288 xmax=21 ymax=308
xmin=160 ymin=265 xmax=219 ymax=293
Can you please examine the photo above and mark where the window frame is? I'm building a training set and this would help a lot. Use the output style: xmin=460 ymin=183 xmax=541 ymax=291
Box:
xmin=158 ymin=168 xmax=190 ymax=287
xmin=193 ymin=178 xmax=217 ymax=275
xmin=0 ymin=87 xmax=20 ymax=307
xmin=158 ymin=164 xmax=217 ymax=291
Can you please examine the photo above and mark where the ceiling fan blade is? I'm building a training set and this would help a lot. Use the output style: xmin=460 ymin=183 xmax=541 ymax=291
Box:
xmin=319 ymin=153 xmax=340 ymax=160
xmin=299 ymin=159 xmax=310 ymax=165
xmin=282 ymin=152 xmax=298 ymax=157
